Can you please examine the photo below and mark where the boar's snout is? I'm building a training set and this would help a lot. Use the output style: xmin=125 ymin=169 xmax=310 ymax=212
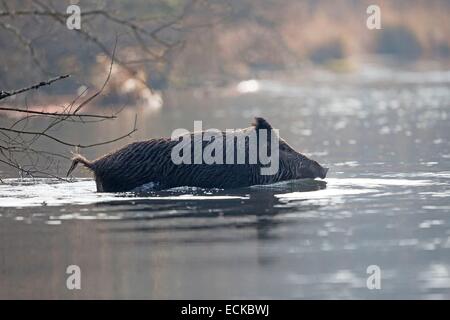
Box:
xmin=307 ymin=160 xmax=329 ymax=179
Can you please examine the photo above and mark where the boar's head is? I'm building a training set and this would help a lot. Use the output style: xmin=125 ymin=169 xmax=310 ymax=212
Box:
xmin=253 ymin=117 xmax=329 ymax=180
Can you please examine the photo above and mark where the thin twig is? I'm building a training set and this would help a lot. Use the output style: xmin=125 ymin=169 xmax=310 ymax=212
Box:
xmin=0 ymin=74 xmax=70 ymax=100
xmin=0 ymin=106 xmax=117 ymax=119
xmin=0 ymin=125 xmax=137 ymax=149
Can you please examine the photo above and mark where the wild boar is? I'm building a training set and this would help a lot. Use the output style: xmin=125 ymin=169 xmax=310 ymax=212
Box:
xmin=67 ymin=117 xmax=328 ymax=192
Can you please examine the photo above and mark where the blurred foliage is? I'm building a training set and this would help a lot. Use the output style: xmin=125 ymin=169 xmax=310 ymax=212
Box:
xmin=376 ymin=26 xmax=422 ymax=60
xmin=0 ymin=0 xmax=449 ymax=97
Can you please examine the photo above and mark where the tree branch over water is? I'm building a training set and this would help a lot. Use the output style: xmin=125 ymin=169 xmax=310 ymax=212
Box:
xmin=0 ymin=39 xmax=137 ymax=180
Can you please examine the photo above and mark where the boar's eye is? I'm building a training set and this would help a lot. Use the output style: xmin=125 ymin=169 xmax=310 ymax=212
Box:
xmin=279 ymin=144 xmax=288 ymax=151
xmin=279 ymin=141 xmax=294 ymax=153
xmin=279 ymin=140 xmax=288 ymax=150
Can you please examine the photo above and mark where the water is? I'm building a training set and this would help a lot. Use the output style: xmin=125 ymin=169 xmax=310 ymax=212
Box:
xmin=0 ymin=66 xmax=449 ymax=299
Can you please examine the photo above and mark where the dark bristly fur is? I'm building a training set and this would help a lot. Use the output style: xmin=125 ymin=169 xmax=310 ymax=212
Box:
xmin=67 ymin=117 xmax=329 ymax=192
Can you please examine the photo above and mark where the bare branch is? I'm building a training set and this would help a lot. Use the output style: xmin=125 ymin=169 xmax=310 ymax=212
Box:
xmin=0 ymin=124 xmax=137 ymax=149
xmin=0 ymin=74 xmax=70 ymax=100
xmin=0 ymin=19 xmax=48 ymax=73
xmin=73 ymin=37 xmax=117 ymax=114
xmin=0 ymin=107 xmax=116 ymax=119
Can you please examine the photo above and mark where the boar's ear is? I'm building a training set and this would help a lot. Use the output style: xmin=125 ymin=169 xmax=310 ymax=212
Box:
xmin=252 ymin=117 xmax=272 ymax=130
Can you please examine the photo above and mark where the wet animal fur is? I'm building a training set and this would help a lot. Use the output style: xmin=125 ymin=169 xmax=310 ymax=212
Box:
xmin=67 ymin=117 xmax=329 ymax=192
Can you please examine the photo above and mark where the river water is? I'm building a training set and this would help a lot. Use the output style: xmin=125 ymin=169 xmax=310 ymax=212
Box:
xmin=0 ymin=66 xmax=449 ymax=299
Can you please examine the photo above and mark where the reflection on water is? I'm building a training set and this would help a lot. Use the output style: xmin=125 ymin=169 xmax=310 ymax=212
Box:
xmin=0 ymin=67 xmax=450 ymax=299
xmin=1 ymin=172 xmax=449 ymax=299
